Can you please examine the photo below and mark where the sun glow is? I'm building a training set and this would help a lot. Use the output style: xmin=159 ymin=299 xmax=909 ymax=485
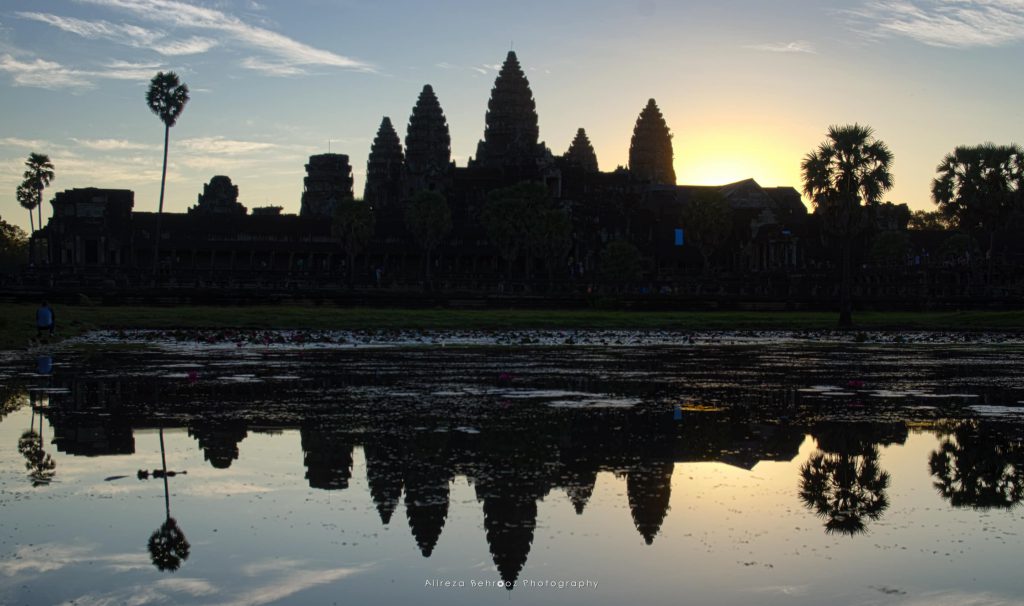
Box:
xmin=671 ymin=123 xmax=806 ymax=191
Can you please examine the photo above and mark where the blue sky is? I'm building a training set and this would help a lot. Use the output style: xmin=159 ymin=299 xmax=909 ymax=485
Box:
xmin=2 ymin=0 xmax=1023 ymax=231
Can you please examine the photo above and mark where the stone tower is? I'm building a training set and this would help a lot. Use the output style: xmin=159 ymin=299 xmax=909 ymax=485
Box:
xmin=189 ymin=175 xmax=247 ymax=216
xmin=473 ymin=51 xmax=543 ymax=172
xmin=300 ymin=153 xmax=353 ymax=219
xmin=404 ymin=84 xmax=452 ymax=195
xmin=364 ymin=116 xmax=404 ymax=209
xmin=563 ymin=128 xmax=599 ymax=173
xmin=629 ymin=99 xmax=676 ymax=185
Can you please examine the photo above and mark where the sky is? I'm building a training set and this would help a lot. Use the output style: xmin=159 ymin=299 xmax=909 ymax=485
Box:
xmin=1 ymin=0 xmax=1023 ymax=232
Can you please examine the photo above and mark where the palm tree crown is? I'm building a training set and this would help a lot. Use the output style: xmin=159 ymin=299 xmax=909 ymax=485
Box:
xmin=16 ymin=183 xmax=38 ymax=232
xmin=23 ymin=153 xmax=54 ymax=230
xmin=931 ymin=143 xmax=1023 ymax=231
xmin=801 ymin=124 xmax=893 ymax=208
xmin=23 ymin=153 xmax=54 ymax=190
xmin=146 ymin=71 xmax=189 ymax=278
xmin=146 ymin=72 xmax=190 ymax=127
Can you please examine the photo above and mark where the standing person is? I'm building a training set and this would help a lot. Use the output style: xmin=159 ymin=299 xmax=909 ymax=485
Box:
xmin=36 ymin=301 xmax=55 ymax=338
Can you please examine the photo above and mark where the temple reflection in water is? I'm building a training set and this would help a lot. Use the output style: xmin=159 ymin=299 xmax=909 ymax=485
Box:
xmin=6 ymin=355 xmax=1021 ymax=588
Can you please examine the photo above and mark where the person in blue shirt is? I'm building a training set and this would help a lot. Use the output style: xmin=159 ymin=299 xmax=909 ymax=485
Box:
xmin=36 ymin=301 xmax=55 ymax=338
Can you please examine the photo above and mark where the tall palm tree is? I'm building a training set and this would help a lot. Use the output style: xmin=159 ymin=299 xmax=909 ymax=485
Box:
xmin=802 ymin=124 xmax=893 ymax=327
xmin=799 ymin=447 xmax=890 ymax=536
xmin=146 ymin=71 xmax=190 ymax=277
xmin=148 ymin=426 xmax=190 ymax=572
xmin=931 ymin=143 xmax=1023 ymax=261
xmin=930 ymin=421 xmax=1024 ymax=510
xmin=16 ymin=182 xmax=37 ymax=233
xmin=23 ymin=153 xmax=54 ymax=230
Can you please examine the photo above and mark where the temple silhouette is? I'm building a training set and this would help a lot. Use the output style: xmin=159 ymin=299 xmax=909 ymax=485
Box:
xmin=20 ymin=51 xmax=1015 ymax=305
xmin=9 ymin=335 xmax=1024 ymax=585
xmin=17 ymin=343 xmax=1020 ymax=589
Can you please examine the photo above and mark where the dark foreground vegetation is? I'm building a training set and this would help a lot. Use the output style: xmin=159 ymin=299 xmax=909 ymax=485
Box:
xmin=3 ymin=304 xmax=1024 ymax=351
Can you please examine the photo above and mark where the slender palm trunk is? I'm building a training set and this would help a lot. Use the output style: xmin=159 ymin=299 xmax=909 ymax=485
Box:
xmin=154 ymin=124 xmax=170 ymax=278
xmin=36 ymin=191 xmax=43 ymax=232
xmin=159 ymin=426 xmax=170 ymax=520
xmin=28 ymin=210 xmax=35 ymax=234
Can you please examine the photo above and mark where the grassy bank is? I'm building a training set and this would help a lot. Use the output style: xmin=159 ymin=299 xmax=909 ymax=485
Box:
xmin=2 ymin=304 xmax=1023 ymax=351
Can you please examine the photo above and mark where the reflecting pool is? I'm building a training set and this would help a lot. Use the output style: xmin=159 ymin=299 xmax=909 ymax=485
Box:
xmin=1 ymin=335 xmax=1023 ymax=605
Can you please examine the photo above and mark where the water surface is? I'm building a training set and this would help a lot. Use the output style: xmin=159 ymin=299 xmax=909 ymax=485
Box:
xmin=1 ymin=337 xmax=1023 ymax=605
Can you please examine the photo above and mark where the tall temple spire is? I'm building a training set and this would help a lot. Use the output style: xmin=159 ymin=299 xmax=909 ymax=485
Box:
xmin=629 ymin=99 xmax=676 ymax=185
xmin=473 ymin=51 xmax=542 ymax=171
xmin=404 ymin=84 xmax=451 ymax=195
xmin=627 ymin=461 xmax=674 ymax=545
xmin=364 ymin=117 xmax=404 ymax=208
xmin=563 ymin=128 xmax=599 ymax=172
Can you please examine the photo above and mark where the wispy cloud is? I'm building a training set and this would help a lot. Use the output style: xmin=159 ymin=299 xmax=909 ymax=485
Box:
xmin=745 ymin=40 xmax=817 ymax=53
xmin=216 ymin=562 xmax=365 ymax=606
xmin=72 ymin=138 xmax=158 ymax=151
xmin=895 ymin=591 xmax=1024 ymax=606
xmin=435 ymin=61 xmax=497 ymax=76
xmin=60 ymin=561 xmax=366 ymax=606
xmin=851 ymin=0 xmax=1024 ymax=47
xmin=0 ymin=137 xmax=49 ymax=149
xmin=0 ymin=544 xmax=150 ymax=576
xmin=0 ymin=54 xmax=92 ymax=89
xmin=240 ymin=57 xmax=306 ymax=77
xmin=0 ymin=53 xmax=159 ymax=89
xmin=79 ymin=0 xmax=372 ymax=74
xmin=17 ymin=11 xmax=217 ymax=56
xmin=179 ymin=137 xmax=278 ymax=155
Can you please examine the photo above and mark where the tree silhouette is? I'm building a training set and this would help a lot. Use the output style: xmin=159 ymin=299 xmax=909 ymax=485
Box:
xmin=0 ymin=387 xmax=26 ymax=423
xmin=147 ymin=427 xmax=190 ymax=572
xmin=868 ymin=231 xmax=910 ymax=266
xmin=527 ymin=208 xmax=572 ymax=286
xmin=23 ymin=153 xmax=54 ymax=232
xmin=629 ymin=99 xmax=675 ymax=185
xmin=16 ymin=182 xmax=37 ymax=234
xmin=908 ymin=209 xmax=951 ymax=231
xmin=0 ymin=218 xmax=29 ymax=271
xmin=17 ymin=409 xmax=56 ymax=487
xmin=801 ymin=124 xmax=893 ymax=327
xmin=929 ymin=422 xmax=1024 ymax=510
xmin=799 ymin=447 xmax=890 ymax=536
xmin=404 ymin=190 xmax=452 ymax=284
xmin=481 ymin=182 xmax=549 ymax=283
xmin=599 ymin=239 xmax=642 ymax=291
xmin=332 ymin=199 xmax=374 ymax=287
xmin=931 ymin=144 xmax=1023 ymax=260
xmin=146 ymin=71 xmax=190 ymax=277
xmin=18 ymin=431 xmax=56 ymax=487
xmin=148 ymin=517 xmax=191 ymax=572
xmin=680 ymin=190 xmax=732 ymax=273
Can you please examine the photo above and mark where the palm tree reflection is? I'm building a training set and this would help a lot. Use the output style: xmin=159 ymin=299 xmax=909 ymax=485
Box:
xmin=18 ymin=402 xmax=56 ymax=487
xmin=930 ymin=421 xmax=1024 ymax=510
xmin=799 ymin=446 xmax=890 ymax=536
xmin=147 ymin=426 xmax=190 ymax=572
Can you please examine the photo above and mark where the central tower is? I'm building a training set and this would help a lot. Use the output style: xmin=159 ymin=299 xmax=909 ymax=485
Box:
xmin=473 ymin=51 xmax=543 ymax=173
